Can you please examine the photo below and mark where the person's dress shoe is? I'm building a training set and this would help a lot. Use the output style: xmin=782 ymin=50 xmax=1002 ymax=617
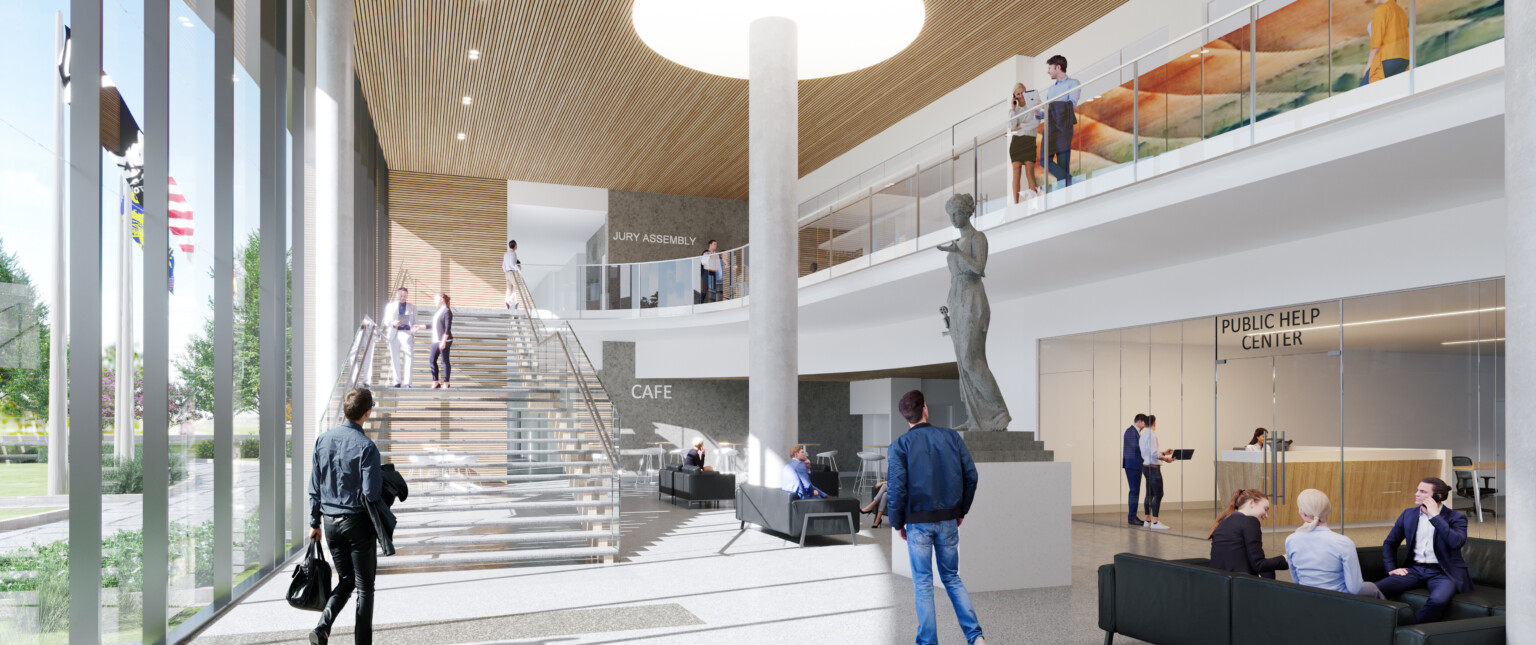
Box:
xmin=1129 ymin=518 xmax=1142 ymax=526
xmin=309 ymin=627 xmax=328 ymax=644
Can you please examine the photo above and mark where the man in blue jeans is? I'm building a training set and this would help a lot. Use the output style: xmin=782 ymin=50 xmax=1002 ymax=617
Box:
xmin=888 ymin=389 xmax=986 ymax=645
xmin=1123 ymin=413 xmax=1148 ymax=525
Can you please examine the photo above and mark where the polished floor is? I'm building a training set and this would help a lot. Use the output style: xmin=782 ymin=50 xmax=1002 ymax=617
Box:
xmin=190 ymin=480 xmax=1215 ymax=644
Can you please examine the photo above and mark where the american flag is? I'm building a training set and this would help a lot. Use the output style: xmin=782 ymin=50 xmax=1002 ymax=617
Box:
xmin=168 ymin=176 xmax=194 ymax=258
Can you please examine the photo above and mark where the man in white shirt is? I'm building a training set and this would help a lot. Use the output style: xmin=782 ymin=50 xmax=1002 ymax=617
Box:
xmin=699 ymin=240 xmax=722 ymax=303
xmin=503 ymin=240 xmax=521 ymax=310
xmin=1375 ymin=477 xmax=1473 ymax=623
xmin=380 ymin=287 xmax=423 ymax=387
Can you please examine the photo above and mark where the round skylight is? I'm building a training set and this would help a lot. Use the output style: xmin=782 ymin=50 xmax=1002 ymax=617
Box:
xmin=632 ymin=0 xmax=925 ymax=80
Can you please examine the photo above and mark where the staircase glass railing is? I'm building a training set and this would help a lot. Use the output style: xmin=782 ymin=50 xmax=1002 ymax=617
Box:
xmin=308 ymin=317 xmax=377 ymax=474
xmin=517 ymin=0 xmax=1501 ymax=319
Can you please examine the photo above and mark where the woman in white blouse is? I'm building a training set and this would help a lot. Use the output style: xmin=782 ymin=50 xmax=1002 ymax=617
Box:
xmin=429 ymin=293 xmax=454 ymax=389
xmin=1245 ymin=427 xmax=1267 ymax=452
xmin=1284 ymin=489 xmax=1385 ymax=598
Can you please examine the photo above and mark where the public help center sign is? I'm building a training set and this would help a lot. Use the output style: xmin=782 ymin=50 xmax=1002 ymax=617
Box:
xmin=1217 ymin=302 xmax=1340 ymax=360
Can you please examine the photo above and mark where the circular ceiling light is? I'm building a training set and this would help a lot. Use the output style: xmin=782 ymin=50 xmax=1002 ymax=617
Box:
xmin=632 ymin=0 xmax=925 ymax=80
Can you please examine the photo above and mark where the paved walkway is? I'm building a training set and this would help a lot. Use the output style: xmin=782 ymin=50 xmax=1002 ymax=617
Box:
xmin=0 ymin=461 xmax=277 ymax=551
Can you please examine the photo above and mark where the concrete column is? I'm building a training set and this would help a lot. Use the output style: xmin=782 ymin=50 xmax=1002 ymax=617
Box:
xmin=1504 ymin=1 xmax=1535 ymax=639
xmin=746 ymin=17 xmax=797 ymax=487
xmin=315 ymin=0 xmax=355 ymax=421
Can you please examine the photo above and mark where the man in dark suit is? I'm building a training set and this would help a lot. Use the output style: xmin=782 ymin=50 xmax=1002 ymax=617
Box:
xmin=1374 ymin=477 xmax=1472 ymax=623
xmin=1122 ymin=414 xmax=1148 ymax=526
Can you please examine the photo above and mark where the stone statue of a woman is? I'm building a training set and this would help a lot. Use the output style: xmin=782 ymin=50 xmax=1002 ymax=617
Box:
xmin=937 ymin=194 xmax=1011 ymax=432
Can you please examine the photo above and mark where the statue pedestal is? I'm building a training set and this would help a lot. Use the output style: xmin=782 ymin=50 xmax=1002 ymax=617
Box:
xmin=959 ymin=430 xmax=1054 ymax=462
xmin=890 ymin=460 xmax=1071 ymax=592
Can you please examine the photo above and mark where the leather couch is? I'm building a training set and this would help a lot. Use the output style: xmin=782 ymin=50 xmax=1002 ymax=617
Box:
xmin=734 ymin=484 xmax=860 ymax=547
xmin=1098 ymin=552 xmax=1505 ymax=645
xmin=806 ymin=462 xmax=840 ymax=497
xmin=658 ymin=465 xmax=737 ymax=507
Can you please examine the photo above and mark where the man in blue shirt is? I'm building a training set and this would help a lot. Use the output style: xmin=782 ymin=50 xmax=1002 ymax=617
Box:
xmin=307 ymin=388 xmax=384 ymax=645
xmin=780 ymin=444 xmax=828 ymax=499
xmin=888 ymin=390 xmax=986 ymax=645
xmin=1041 ymin=54 xmax=1080 ymax=189
xmin=1122 ymin=414 xmax=1148 ymax=526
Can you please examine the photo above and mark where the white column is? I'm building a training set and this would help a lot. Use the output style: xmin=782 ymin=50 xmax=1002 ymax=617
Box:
xmin=315 ymin=0 xmax=355 ymax=421
xmin=746 ymin=17 xmax=797 ymax=487
xmin=1504 ymin=0 xmax=1535 ymax=639
xmin=47 ymin=10 xmax=67 ymax=495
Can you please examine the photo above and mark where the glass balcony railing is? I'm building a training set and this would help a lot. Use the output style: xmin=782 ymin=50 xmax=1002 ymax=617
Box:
xmin=531 ymin=0 xmax=1502 ymax=319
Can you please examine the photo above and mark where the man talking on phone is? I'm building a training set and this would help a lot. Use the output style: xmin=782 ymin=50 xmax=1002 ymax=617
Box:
xmin=1373 ymin=477 xmax=1472 ymax=623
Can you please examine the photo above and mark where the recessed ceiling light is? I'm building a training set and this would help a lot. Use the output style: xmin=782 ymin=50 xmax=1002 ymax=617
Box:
xmin=1200 ymin=49 xmax=1210 ymax=54
xmin=462 ymin=96 xmax=472 ymax=105
xmin=457 ymin=132 xmax=466 ymax=140
xmin=1190 ymin=53 xmax=1200 ymax=58
xmin=1442 ymin=337 xmax=1505 ymax=346
xmin=468 ymin=49 xmax=480 ymax=60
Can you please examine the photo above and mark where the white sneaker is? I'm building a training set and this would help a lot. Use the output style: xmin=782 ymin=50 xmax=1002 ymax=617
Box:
xmin=1143 ymin=521 xmax=1151 ymax=527
xmin=1149 ymin=522 xmax=1171 ymax=530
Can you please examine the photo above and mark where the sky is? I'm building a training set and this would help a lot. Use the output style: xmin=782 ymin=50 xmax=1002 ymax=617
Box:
xmin=0 ymin=1 xmax=270 ymax=382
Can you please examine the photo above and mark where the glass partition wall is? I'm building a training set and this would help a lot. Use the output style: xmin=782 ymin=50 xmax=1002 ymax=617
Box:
xmin=1041 ymin=279 xmax=1505 ymax=546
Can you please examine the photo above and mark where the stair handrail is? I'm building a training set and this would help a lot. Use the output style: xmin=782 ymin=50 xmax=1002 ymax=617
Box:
xmin=510 ymin=271 xmax=621 ymax=473
xmin=317 ymin=316 xmax=378 ymax=436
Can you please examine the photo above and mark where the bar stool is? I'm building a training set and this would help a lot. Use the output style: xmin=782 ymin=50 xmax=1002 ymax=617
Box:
xmin=856 ymin=451 xmax=886 ymax=499
xmin=814 ymin=450 xmax=839 ymax=472
xmin=717 ymin=447 xmax=739 ymax=474
xmin=644 ymin=447 xmax=666 ymax=486
xmin=669 ymin=448 xmax=686 ymax=466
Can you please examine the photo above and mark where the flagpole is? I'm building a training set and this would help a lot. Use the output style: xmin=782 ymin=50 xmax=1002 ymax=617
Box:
xmin=116 ymin=175 xmax=134 ymax=461
xmin=47 ymin=10 xmax=68 ymax=496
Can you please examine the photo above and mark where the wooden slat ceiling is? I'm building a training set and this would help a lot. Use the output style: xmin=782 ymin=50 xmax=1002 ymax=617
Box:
xmin=354 ymin=0 xmax=1129 ymax=201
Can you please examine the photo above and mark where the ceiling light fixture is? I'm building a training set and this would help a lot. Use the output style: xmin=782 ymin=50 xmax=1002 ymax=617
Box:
xmin=457 ymin=132 xmax=466 ymax=141
xmin=468 ymin=49 xmax=480 ymax=60
xmin=1190 ymin=53 xmax=1200 ymax=58
xmin=1244 ymin=306 xmax=1506 ymax=338
xmin=631 ymin=0 xmax=925 ymax=79
xmin=1442 ymin=337 xmax=1505 ymax=346
xmin=462 ymin=96 xmax=472 ymax=105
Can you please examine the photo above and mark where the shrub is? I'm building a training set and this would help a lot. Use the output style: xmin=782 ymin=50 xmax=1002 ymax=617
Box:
xmin=102 ymin=454 xmax=187 ymax=494
xmin=192 ymin=439 xmax=215 ymax=459
xmin=239 ymin=437 xmax=259 ymax=459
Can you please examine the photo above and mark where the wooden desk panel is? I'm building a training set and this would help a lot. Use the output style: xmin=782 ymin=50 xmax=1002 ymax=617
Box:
xmin=1217 ymin=459 xmax=1442 ymax=523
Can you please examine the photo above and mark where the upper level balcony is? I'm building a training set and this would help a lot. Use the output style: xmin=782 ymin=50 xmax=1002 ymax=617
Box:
xmin=516 ymin=0 xmax=1505 ymax=322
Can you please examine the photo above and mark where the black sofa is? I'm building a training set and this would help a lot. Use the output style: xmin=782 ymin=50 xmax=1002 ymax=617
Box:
xmin=805 ymin=462 xmax=840 ymax=497
xmin=1099 ymin=550 xmax=1505 ymax=645
xmin=657 ymin=465 xmax=736 ymax=507
xmin=734 ymin=484 xmax=860 ymax=547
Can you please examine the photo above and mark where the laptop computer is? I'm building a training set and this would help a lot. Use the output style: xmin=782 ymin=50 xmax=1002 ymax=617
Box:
xmin=1171 ymin=449 xmax=1195 ymax=460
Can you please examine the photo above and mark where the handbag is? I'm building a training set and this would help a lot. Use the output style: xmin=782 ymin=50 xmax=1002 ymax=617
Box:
xmin=286 ymin=540 xmax=332 ymax=612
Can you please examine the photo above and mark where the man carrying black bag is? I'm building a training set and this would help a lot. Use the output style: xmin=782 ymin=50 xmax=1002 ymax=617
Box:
xmin=306 ymin=387 xmax=383 ymax=645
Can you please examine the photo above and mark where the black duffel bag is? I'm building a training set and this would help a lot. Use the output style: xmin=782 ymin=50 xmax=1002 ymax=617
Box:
xmin=286 ymin=540 xmax=332 ymax=612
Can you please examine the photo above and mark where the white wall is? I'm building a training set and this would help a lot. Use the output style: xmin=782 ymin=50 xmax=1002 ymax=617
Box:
xmin=797 ymin=55 xmax=1034 ymax=204
xmin=506 ymin=179 xmax=608 ymax=267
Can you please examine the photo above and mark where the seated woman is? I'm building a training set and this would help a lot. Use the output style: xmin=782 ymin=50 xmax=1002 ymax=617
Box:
xmin=683 ymin=437 xmax=714 ymax=470
xmin=1285 ymin=489 xmax=1386 ymax=598
xmin=861 ymin=481 xmax=888 ymax=529
xmin=1208 ymin=488 xmax=1288 ymax=578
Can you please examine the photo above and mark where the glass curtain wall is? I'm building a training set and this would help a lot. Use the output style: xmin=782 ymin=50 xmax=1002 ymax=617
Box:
xmin=1041 ymin=279 xmax=1505 ymax=545
xmin=0 ymin=1 xmax=310 ymax=641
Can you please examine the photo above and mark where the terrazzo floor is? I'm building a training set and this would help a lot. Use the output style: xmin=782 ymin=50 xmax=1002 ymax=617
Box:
xmin=189 ymin=480 xmax=1213 ymax=644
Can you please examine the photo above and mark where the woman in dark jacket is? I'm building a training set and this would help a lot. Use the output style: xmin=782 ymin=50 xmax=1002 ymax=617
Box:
xmin=1208 ymin=488 xmax=1288 ymax=578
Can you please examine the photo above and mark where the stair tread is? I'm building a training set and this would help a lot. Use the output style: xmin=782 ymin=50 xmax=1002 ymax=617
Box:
xmin=378 ymin=546 xmax=618 ymax=566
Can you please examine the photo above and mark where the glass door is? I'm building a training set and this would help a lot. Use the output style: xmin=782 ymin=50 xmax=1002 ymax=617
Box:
xmin=1216 ymin=301 xmax=1342 ymax=554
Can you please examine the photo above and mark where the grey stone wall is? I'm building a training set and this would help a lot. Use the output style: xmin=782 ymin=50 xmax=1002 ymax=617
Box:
xmin=601 ymin=341 xmax=862 ymax=471
xmin=605 ymin=190 xmax=747 ymax=263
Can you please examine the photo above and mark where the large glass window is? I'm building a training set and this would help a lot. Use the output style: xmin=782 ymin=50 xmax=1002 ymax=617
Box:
xmin=1041 ymin=279 xmax=1505 ymax=546
xmin=0 ymin=3 xmax=72 ymax=641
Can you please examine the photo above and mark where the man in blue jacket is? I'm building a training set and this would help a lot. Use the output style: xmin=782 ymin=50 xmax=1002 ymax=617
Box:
xmin=308 ymin=388 xmax=383 ymax=644
xmin=1374 ymin=477 xmax=1473 ymax=623
xmin=887 ymin=389 xmax=986 ymax=645
xmin=1123 ymin=413 xmax=1148 ymax=526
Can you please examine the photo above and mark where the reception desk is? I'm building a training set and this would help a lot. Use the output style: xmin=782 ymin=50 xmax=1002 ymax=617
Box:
xmin=1217 ymin=447 xmax=1449 ymax=524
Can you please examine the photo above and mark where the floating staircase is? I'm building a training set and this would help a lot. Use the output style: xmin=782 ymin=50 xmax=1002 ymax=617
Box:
xmin=325 ymin=276 xmax=621 ymax=571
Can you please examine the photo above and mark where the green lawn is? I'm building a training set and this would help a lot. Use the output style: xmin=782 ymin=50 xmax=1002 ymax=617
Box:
xmin=0 ymin=507 xmax=60 ymax=520
xmin=0 ymin=463 xmax=48 ymax=497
